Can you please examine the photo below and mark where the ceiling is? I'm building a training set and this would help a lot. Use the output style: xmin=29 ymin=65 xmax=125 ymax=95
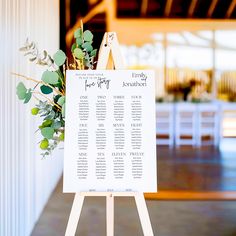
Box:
xmin=60 ymin=0 xmax=236 ymax=49
xmin=116 ymin=0 xmax=236 ymax=19
xmin=79 ymin=0 xmax=236 ymax=20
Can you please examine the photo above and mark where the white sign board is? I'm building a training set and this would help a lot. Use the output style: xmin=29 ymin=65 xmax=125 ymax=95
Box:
xmin=63 ymin=70 xmax=157 ymax=192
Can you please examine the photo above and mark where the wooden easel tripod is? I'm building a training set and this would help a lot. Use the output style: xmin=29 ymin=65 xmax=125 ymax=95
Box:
xmin=65 ymin=32 xmax=155 ymax=236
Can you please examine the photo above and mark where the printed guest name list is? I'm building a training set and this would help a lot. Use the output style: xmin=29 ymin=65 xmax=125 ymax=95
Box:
xmin=64 ymin=70 xmax=157 ymax=193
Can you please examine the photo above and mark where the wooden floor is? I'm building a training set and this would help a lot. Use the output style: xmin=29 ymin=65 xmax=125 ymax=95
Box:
xmin=31 ymin=180 xmax=236 ymax=236
xmin=156 ymin=140 xmax=236 ymax=192
xmin=31 ymin=140 xmax=236 ymax=235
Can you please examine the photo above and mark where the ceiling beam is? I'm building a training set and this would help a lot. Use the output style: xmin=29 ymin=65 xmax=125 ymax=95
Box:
xmin=226 ymin=0 xmax=236 ymax=18
xmin=88 ymin=0 xmax=99 ymax=5
xmin=164 ymin=0 xmax=173 ymax=17
xmin=207 ymin=0 xmax=219 ymax=18
xmin=141 ymin=0 xmax=149 ymax=17
xmin=65 ymin=0 xmax=71 ymax=29
xmin=65 ymin=0 xmax=107 ymax=46
xmin=188 ymin=0 xmax=198 ymax=18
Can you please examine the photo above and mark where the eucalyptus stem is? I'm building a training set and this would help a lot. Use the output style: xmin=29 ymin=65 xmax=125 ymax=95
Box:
xmin=56 ymin=69 xmax=65 ymax=90
xmin=72 ymin=55 xmax=77 ymax=69
xmin=12 ymin=72 xmax=64 ymax=96
xmin=33 ymin=91 xmax=62 ymax=111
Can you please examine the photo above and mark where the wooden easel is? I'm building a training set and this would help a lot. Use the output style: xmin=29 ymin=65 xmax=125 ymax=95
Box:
xmin=65 ymin=32 xmax=154 ymax=236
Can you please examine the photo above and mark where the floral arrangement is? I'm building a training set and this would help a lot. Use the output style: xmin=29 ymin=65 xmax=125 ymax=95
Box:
xmin=14 ymin=26 xmax=97 ymax=157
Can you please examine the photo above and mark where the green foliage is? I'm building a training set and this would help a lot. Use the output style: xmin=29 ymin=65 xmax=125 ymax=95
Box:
xmin=16 ymin=82 xmax=32 ymax=103
xmin=16 ymin=82 xmax=27 ymax=100
xmin=83 ymin=30 xmax=93 ymax=42
xmin=71 ymin=43 xmax=76 ymax=53
xmin=31 ymin=107 xmax=39 ymax=115
xmin=40 ymin=85 xmax=53 ymax=94
xmin=42 ymin=70 xmax=58 ymax=84
xmin=57 ymin=96 xmax=65 ymax=106
xmin=91 ymin=49 xmax=97 ymax=57
xmin=24 ymin=90 xmax=32 ymax=103
xmin=44 ymin=110 xmax=56 ymax=120
xmin=19 ymin=39 xmax=54 ymax=67
xmin=53 ymin=50 xmax=66 ymax=67
xmin=16 ymin=26 xmax=98 ymax=157
xmin=74 ymin=48 xmax=84 ymax=59
xmin=82 ymin=42 xmax=93 ymax=52
xmin=62 ymin=104 xmax=65 ymax=118
xmin=40 ymin=139 xmax=49 ymax=150
xmin=72 ymin=27 xmax=97 ymax=69
xmin=76 ymin=38 xmax=83 ymax=46
xmin=41 ymin=127 xmax=54 ymax=139
xmin=51 ymin=120 xmax=62 ymax=129
xmin=74 ymin=28 xmax=82 ymax=38
xmin=59 ymin=132 xmax=64 ymax=141
xmin=42 ymin=120 xmax=53 ymax=127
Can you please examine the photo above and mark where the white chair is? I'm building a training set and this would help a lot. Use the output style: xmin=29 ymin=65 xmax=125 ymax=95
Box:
xmin=219 ymin=102 xmax=236 ymax=141
xmin=196 ymin=103 xmax=219 ymax=147
xmin=175 ymin=103 xmax=197 ymax=146
xmin=156 ymin=103 xmax=174 ymax=146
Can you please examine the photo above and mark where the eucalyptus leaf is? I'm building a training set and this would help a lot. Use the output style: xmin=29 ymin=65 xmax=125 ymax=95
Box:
xmin=42 ymin=50 xmax=47 ymax=60
xmin=42 ymin=120 xmax=53 ymax=127
xmin=74 ymin=48 xmax=84 ymax=59
xmin=51 ymin=121 xmax=61 ymax=129
xmin=42 ymin=70 xmax=58 ymax=84
xmin=85 ymin=53 xmax=90 ymax=60
xmin=83 ymin=30 xmax=93 ymax=42
xmin=53 ymin=94 xmax=61 ymax=104
xmin=53 ymin=50 xmax=66 ymax=67
xmin=24 ymin=51 xmax=33 ymax=56
xmin=91 ymin=49 xmax=97 ymax=57
xmin=41 ymin=127 xmax=54 ymax=139
xmin=29 ymin=57 xmax=37 ymax=62
xmin=59 ymin=132 xmax=64 ymax=141
xmin=40 ymin=85 xmax=53 ymax=94
xmin=24 ymin=90 xmax=32 ymax=103
xmin=19 ymin=46 xmax=28 ymax=52
xmin=16 ymin=82 xmax=27 ymax=100
xmin=82 ymin=42 xmax=93 ymax=52
xmin=62 ymin=103 xmax=65 ymax=118
xmin=40 ymin=138 xmax=49 ymax=150
xmin=74 ymin=28 xmax=82 ymax=38
xmin=76 ymin=38 xmax=83 ymax=46
xmin=71 ymin=43 xmax=76 ymax=53
xmin=85 ymin=61 xmax=92 ymax=68
xmin=31 ymin=107 xmax=39 ymax=115
xmin=44 ymin=110 xmax=55 ymax=120
xmin=57 ymin=96 xmax=65 ymax=106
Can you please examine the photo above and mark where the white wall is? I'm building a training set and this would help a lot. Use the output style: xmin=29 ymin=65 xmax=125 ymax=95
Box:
xmin=0 ymin=1 xmax=63 ymax=235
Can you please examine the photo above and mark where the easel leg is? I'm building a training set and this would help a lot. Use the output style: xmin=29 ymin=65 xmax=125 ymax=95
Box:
xmin=134 ymin=193 xmax=154 ymax=236
xmin=65 ymin=193 xmax=85 ymax=236
xmin=106 ymin=194 xmax=114 ymax=236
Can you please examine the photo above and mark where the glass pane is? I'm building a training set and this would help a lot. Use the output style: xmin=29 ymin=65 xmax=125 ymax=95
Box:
xmin=165 ymin=31 xmax=213 ymax=102
xmin=166 ymin=45 xmax=212 ymax=69
xmin=216 ymin=30 xmax=236 ymax=101
xmin=120 ymin=42 xmax=165 ymax=97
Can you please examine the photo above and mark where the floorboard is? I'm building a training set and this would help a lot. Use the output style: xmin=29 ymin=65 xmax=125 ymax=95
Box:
xmin=157 ymin=140 xmax=236 ymax=191
xmin=31 ymin=179 xmax=236 ymax=236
